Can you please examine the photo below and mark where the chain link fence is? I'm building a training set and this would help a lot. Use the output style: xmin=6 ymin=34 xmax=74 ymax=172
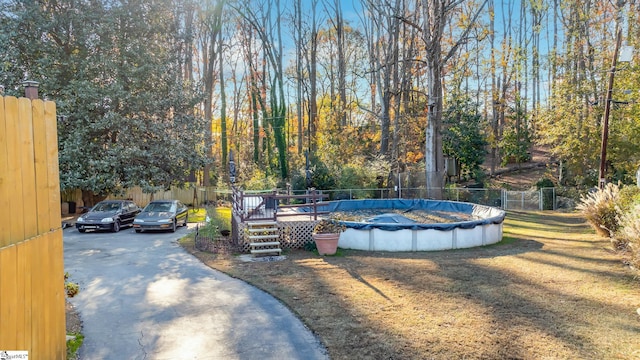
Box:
xmin=291 ymin=186 xmax=574 ymax=211
xmin=142 ymin=185 xmax=576 ymax=212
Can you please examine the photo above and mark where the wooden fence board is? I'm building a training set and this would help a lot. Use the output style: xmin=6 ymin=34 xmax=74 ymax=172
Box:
xmin=0 ymin=245 xmax=18 ymax=348
xmin=44 ymin=101 xmax=60 ymax=230
xmin=30 ymin=236 xmax=43 ymax=357
xmin=32 ymin=100 xmax=50 ymax=235
xmin=5 ymin=97 xmax=23 ymax=242
xmin=42 ymin=233 xmax=52 ymax=356
xmin=16 ymin=241 xmax=30 ymax=347
xmin=18 ymin=97 xmax=38 ymax=239
xmin=4 ymin=96 xmax=23 ymax=242
xmin=0 ymin=97 xmax=9 ymax=247
xmin=51 ymin=231 xmax=66 ymax=357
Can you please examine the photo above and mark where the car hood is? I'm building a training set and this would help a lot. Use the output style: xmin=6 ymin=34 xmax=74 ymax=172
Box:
xmin=82 ymin=211 xmax=118 ymax=220
xmin=136 ymin=211 xmax=175 ymax=220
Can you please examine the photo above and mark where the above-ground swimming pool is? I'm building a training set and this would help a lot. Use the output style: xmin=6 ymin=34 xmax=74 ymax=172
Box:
xmin=316 ymin=199 xmax=506 ymax=252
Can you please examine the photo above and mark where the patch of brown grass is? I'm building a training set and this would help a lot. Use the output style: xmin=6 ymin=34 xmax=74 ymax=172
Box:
xmin=180 ymin=211 xmax=640 ymax=360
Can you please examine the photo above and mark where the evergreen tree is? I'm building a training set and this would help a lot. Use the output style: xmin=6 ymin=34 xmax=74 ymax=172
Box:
xmin=0 ymin=0 xmax=206 ymax=204
xmin=442 ymin=98 xmax=488 ymax=182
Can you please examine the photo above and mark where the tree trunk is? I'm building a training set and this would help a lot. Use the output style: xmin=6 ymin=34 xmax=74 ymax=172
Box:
xmin=219 ymin=28 xmax=228 ymax=179
xmin=81 ymin=190 xmax=106 ymax=208
xmin=309 ymin=0 xmax=318 ymax=152
xmin=335 ymin=0 xmax=347 ymax=127
xmin=425 ymin=58 xmax=445 ymax=199
xmin=419 ymin=0 xmax=487 ymax=198
xmin=295 ymin=0 xmax=303 ymax=154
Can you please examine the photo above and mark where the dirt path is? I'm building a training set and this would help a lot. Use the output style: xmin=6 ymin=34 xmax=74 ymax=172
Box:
xmin=182 ymin=211 xmax=640 ymax=360
xmin=483 ymin=146 xmax=554 ymax=190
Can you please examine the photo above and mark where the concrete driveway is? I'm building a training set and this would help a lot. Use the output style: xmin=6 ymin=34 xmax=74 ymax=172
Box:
xmin=63 ymin=224 xmax=327 ymax=360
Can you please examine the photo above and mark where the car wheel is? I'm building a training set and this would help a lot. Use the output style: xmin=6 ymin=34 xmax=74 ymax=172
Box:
xmin=112 ymin=220 xmax=120 ymax=232
xmin=182 ymin=215 xmax=188 ymax=227
xmin=135 ymin=229 xmax=142 ymax=233
xmin=171 ymin=220 xmax=177 ymax=232
xmin=78 ymin=229 xmax=86 ymax=233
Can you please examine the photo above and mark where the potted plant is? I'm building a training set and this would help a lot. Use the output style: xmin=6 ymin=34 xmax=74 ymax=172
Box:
xmin=312 ymin=218 xmax=346 ymax=255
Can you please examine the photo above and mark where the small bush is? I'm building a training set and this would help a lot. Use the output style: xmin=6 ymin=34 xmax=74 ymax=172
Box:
xmin=64 ymin=271 xmax=80 ymax=297
xmin=576 ymin=183 xmax=620 ymax=237
xmin=617 ymin=185 xmax=640 ymax=214
xmin=535 ymin=177 xmax=555 ymax=189
xmin=615 ymin=188 xmax=640 ymax=268
xmin=65 ymin=282 xmax=80 ymax=298
xmin=536 ymin=177 xmax=556 ymax=210
xmin=615 ymin=204 xmax=640 ymax=247
xmin=198 ymin=206 xmax=231 ymax=238
xmin=67 ymin=332 xmax=84 ymax=360
xmin=304 ymin=241 xmax=317 ymax=252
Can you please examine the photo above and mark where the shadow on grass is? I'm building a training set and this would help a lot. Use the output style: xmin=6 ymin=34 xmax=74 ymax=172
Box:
xmin=183 ymin=210 xmax=639 ymax=359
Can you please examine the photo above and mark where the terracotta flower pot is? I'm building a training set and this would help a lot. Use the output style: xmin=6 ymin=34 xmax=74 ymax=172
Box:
xmin=312 ymin=232 xmax=340 ymax=255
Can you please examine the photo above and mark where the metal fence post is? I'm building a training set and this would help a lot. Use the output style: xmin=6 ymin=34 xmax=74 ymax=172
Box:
xmin=502 ymin=189 xmax=507 ymax=210
xmin=539 ymin=189 xmax=543 ymax=211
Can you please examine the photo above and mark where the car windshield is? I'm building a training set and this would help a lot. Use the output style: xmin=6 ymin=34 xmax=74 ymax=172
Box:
xmin=145 ymin=202 xmax=174 ymax=212
xmin=93 ymin=202 xmax=120 ymax=212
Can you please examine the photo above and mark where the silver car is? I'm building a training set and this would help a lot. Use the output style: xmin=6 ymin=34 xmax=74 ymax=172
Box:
xmin=133 ymin=200 xmax=189 ymax=233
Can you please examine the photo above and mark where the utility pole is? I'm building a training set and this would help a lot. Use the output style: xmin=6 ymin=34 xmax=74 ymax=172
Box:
xmin=598 ymin=27 xmax=622 ymax=189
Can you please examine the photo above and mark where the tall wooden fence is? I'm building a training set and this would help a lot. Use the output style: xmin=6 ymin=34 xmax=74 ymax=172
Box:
xmin=111 ymin=186 xmax=228 ymax=207
xmin=0 ymin=96 xmax=66 ymax=358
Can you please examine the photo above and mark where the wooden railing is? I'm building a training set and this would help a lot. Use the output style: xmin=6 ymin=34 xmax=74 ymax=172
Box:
xmin=232 ymin=187 xmax=329 ymax=222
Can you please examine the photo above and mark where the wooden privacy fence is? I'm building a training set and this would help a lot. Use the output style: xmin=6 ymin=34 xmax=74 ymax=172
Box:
xmin=105 ymin=185 xmax=231 ymax=208
xmin=0 ymin=96 xmax=66 ymax=358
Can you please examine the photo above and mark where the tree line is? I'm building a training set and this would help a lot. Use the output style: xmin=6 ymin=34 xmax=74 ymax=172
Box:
xmin=1 ymin=0 xmax=639 ymax=203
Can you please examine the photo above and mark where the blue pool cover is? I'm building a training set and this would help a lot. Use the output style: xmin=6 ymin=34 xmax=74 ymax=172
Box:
xmin=367 ymin=213 xmax=417 ymax=224
xmin=311 ymin=199 xmax=506 ymax=231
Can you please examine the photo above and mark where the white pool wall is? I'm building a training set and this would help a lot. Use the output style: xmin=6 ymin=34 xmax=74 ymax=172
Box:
xmin=328 ymin=199 xmax=505 ymax=252
xmin=339 ymin=222 xmax=503 ymax=251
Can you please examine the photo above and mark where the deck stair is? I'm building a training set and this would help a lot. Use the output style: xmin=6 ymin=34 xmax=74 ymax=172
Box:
xmin=246 ymin=221 xmax=281 ymax=256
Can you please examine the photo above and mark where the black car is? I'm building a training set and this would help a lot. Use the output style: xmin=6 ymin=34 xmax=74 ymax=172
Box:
xmin=75 ymin=200 xmax=141 ymax=233
xmin=133 ymin=200 xmax=189 ymax=233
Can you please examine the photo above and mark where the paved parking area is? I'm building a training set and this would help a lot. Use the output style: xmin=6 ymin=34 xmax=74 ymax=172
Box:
xmin=63 ymin=225 xmax=328 ymax=359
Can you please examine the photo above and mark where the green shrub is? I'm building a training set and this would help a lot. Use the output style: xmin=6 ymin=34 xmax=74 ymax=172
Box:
xmin=198 ymin=207 xmax=231 ymax=238
xmin=615 ymin=204 xmax=640 ymax=247
xmin=499 ymin=126 xmax=532 ymax=166
xmin=304 ymin=241 xmax=317 ymax=252
xmin=536 ymin=177 xmax=556 ymax=210
xmin=64 ymin=271 xmax=80 ymax=298
xmin=472 ymin=168 xmax=488 ymax=187
xmin=65 ymin=282 xmax=80 ymax=298
xmin=615 ymin=186 xmax=640 ymax=268
xmin=244 ymin=172 xmax=279 ymax=190
xmin=535 ymin=177 xmax=555 ymax=189
xmin=337 ymin=165 xmax=368 ymax=193
xmin=615 ymin=204 xmax=640 ymax=268
xmin=617 ymin=185 xmax=640 ymax=214
xmin=576 ymin=183 xmax=620 ymax=237
xmin=67 ymin=332 xmax=84 ymax=360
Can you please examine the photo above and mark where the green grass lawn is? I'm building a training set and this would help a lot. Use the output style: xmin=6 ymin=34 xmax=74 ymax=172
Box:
xmin=180 ymin=210 xmax=640 ymax=359
xmin=187 ymin=208 xmax=207 ymax=223
xmin=212 ymin=207 xmax=231 ymax=223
